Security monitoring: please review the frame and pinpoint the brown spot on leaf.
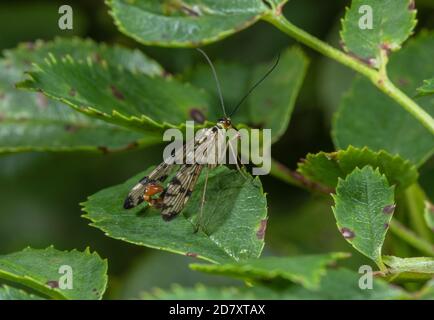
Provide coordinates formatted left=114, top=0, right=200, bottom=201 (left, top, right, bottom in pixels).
left=384, top=223, right=390, bottom=229
left=25, top=42, right=36, bottom=51
left=343, top=48, right=375, bottom=66
left=256, top=219, right=268, bottom=240
left=98, top=146, right=110, bottom=154
left=65, top=124, right=79, bottom=133
left=180, top=4, right=200, bottom=16
left=408, top=0, right=415, bottom=10
left=69, top=88, right=76, bottom=97
left=398, top=78, right=409, bottom=87
left=190, top=108, right=206, bottom=124
left=0, top=113, right=5, bottom=122
left=380, top=43, right=392, bottom=55
left=162, top=70, right=172, bottom=78
left=340, top=227, right=355, bottom=239
left=36, top=93, right=49, bottom=109
left=98, top=142, right=140, bottom=153
left=276, top=2, right=285, bottom=15
left=125, top=141, right=139, bottom=150
left=110, top=85, right=124, bottom=100
left=250, top=122, right=265, bottom=129
left=93, top=53, right=103, bottom=63
left=383, top=204, right=396, bottom=214
left=46, top=280, right=59, bottom=288
left=186, top=252, right=198, bottom=258
left=0, top=91, right=5, bottom=100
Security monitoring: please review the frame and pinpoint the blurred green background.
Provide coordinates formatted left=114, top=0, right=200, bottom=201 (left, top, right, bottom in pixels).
left=0, top=0, right=433, bottom=299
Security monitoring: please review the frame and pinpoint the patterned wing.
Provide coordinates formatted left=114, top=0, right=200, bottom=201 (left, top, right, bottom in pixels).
left=160, top=164, right=203, bottom=221
left=123, top=162, right=173, bottom=209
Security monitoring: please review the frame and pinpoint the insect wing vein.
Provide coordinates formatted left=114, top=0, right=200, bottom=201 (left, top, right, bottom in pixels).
left=161, top=164, right=203, bottom=220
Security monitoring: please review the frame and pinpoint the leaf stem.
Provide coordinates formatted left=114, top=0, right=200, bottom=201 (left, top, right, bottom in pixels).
left=264, top=14, right=434, bottom=135
left=269, top=158, right=301, bottom=187
left=389, top=220, right=434, bottom=257
left=269, top=158, right=333, bottom=194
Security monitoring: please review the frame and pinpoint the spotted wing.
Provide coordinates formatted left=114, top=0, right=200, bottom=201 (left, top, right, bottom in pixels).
left=160, top=164, right=203, bottom=221
left=123, top=162, right=173, bottom=209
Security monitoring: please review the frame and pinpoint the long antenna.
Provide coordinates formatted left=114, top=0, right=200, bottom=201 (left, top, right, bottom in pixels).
left=196, top=48, right=227, bottom=118
left=229, top=53, right=281, bottom=117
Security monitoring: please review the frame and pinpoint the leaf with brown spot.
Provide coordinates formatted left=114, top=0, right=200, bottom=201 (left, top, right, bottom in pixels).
left=107, top=0, right=289, bottom=47
left=332, top=166, right=395, bottom=270
left=340, top=0, right=417, bottom=69
left=0, top=246, right=108, bottom=300
left=1, top=38, right=163, bottom=153
left=82, top=166, right=267, bottom=263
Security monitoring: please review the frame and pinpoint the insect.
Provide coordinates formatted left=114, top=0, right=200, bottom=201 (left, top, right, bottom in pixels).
left=123, top=49, right=280, bottom=227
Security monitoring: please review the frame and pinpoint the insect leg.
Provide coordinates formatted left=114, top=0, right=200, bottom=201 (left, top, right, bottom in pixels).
left=226, top=132, right=249, bottom=180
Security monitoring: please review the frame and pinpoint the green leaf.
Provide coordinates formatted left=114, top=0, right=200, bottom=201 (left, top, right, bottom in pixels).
left=18, top=51, right=212, bottom=133
left=0, top=246, right=108, bottom=300
left=383, top=256, right=434, bottom=282
left=0, top=38, right=164, bottom=153
left=185, top=47, right=308, bottom=142
left=190, top=252, right=350, bottom=290
left=0, top=285, right=45, bottom=300
left=417, top=78, right=434, bottom=97
left=246, top=47, right=308, bottom=142
left=184, top=61, right=252, bottom=124
left=425, top=201, right=434, bottom=231
left=142, top=269, right=407, bottom=300
left=340, top=0, right=417, bottom=68
left=4, top=37, right=164, bottom=76
left=332, top=166, right=395, bottom=270
left=297, top=146, right=418, bottom=193
left=107, top=0, right=287, bottom=47
left=82, top=166, right=267, bottom=263
left=333, top=32, right=434, bottom=166
left=285, top=269, right=408, bottom=300
left=142, top=284, right=254, bottom=300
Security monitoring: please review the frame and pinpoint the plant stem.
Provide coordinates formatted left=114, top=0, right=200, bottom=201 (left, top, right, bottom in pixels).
left=264, top=14, right=434, bottom=135
left=389, top=220, right=434, bottom=257
left=269, top=158, right=301, bottom=187
left=404, top=184, right=433, bottom=242
left=269, top=158, right=334, bottom=194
